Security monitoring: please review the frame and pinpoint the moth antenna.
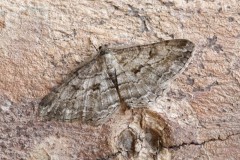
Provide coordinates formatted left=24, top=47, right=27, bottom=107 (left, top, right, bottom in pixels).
left=88, top=37, right=100, bottom=53
left=92, top=43, right=99, bottom=52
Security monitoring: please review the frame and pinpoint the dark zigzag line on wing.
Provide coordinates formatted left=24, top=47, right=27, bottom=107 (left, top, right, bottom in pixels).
left=48, top=60, right=177, bottom=108
left=82, top=72, right=93, bottom=119
left=97, top=74, right=119, bottom=112
left=116, top=48, right=142, bottom=67
left=81, top=74, right=119, bottom=121
left=91, top=104, right=119, bottom=123
left=118, top=80, right=151, bottom=99
left=66, top=54, right=189, bottom=96
left=61, top=72, right=116, bottom=100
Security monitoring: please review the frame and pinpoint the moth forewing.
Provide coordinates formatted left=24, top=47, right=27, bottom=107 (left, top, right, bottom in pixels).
left=39, top=39, right=194, bottom=125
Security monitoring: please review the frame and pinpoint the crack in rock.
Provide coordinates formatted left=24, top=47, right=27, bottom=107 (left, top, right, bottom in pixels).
left=96, top=151, right=121, bottom=160
left=167, top=132, right=240, bottom=150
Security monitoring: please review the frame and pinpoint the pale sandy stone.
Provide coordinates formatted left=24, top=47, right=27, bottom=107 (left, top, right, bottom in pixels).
left=0, top=0, right=239, bottom=159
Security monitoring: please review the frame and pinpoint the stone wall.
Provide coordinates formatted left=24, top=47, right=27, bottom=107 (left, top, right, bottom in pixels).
left=0, top=0, right=239, bottom=159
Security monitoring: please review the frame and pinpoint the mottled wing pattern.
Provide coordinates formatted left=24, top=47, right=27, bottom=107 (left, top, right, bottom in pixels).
left=39, top=39, right=194, bottom=125
left=109, top=39, right=194, bottom=107
left=39, top=55, right=120, bottom=124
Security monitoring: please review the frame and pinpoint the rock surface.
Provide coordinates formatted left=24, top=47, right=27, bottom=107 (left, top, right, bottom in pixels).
left=0, top=0, right=239, bottom=159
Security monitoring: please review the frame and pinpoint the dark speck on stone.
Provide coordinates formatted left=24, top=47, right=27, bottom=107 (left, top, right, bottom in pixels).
left=218, top=7, right=222, bottom=12
left=186, top=77, right=195, bottom=85
left=207, top=35, right=217, bottom=47
left=228, top=17, right=234, bottom=22
left=214, top=44, right=223, bottom=53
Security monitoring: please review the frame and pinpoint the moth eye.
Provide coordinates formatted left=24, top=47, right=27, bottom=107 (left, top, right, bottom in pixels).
left=99, top=44, right=108, bottom=50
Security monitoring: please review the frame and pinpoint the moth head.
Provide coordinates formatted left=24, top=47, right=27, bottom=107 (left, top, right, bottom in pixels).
left=99, top=44, right=109, bottom=55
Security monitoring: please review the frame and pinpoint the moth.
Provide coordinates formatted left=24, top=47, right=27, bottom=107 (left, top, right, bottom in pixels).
left=39, top=39, right=194, bottom=125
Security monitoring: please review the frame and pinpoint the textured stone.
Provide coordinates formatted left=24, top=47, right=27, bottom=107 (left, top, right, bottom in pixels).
left=0, top=0, right=239, bottom=159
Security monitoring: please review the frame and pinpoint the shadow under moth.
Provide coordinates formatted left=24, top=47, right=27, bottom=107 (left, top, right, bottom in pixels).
left=39, top=39, right=195, bottom=125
